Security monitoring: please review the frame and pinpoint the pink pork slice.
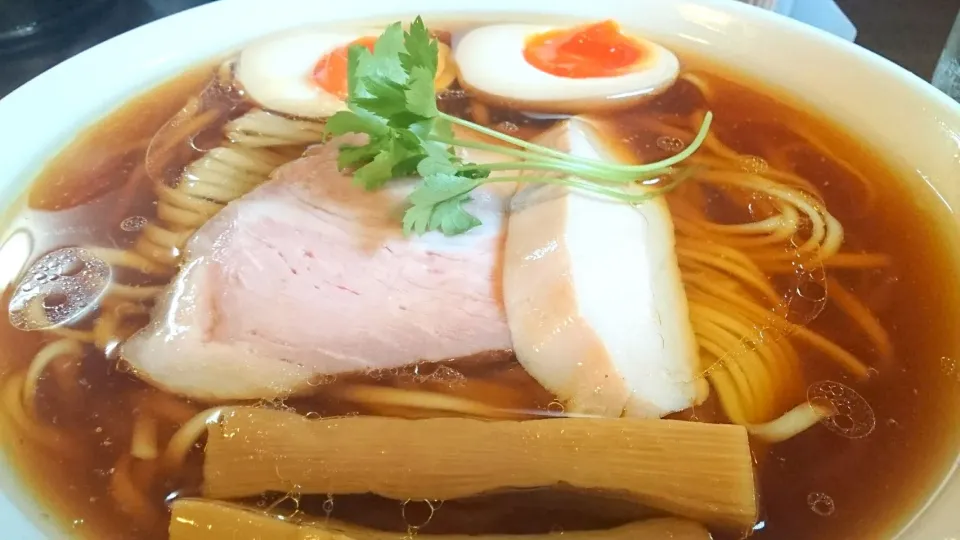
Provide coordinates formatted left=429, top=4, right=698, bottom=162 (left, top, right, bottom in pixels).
left=121, top=136, right=514, bottom=401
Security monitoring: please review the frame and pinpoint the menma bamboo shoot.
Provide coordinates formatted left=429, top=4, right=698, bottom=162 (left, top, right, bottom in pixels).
left=202, top=407, right=757, bottom=530
left=169, top=499, right=711, bottom=540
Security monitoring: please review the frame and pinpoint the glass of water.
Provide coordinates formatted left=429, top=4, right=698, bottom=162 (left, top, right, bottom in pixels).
left=933, top=9, right=960, bottom=100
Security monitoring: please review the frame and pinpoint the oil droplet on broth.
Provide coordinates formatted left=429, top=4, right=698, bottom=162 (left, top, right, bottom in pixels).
left=412, top=365, right=466, bottom=387
left=739, top=155, right=769, bottom=174
left=807, top=491, right=835, bottom=516
left=307, top=373, right=338, bottom=387
left=795, top=274, right=828, bottom=302
left=437, top=88, right=468, bottom=101
left=322, top=494, right=335, bottom=517
left=656, top=135, right=686, bottom=153
left=401, top=499, right=441, bottom=530
left=8, top=247, right=111, bottom=331
left=941, top=356, right=960, bottom=382
left=120, top=215, right=148, bottom=232
left=807, top=380, right=876, bottom=439
left=547, top=400, right=565, bottom=414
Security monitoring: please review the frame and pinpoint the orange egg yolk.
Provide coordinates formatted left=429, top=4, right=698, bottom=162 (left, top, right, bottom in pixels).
left=313, top=36, right=378, bottom=99
left=523, top=20, right=646, bottom=79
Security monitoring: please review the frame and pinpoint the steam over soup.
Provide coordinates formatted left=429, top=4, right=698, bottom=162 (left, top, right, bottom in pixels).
left=1, top=15, right=959, bottom=540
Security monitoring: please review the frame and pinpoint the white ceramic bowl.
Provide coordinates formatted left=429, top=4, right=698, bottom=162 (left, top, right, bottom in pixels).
left=0, top=0, right=957, bottom=538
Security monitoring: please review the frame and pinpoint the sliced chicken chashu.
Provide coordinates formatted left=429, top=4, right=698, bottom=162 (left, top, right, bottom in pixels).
left=503, top=118, right=706, bottom=418
left=121, top=132, right=517, bottom=401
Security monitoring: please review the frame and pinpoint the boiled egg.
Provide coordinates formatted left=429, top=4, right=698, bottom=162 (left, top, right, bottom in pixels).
left=236, top=28, right=379, bottom=119
left=236, top=28, right=458, bottom=120
left=454, top=20, right=679, bottom=113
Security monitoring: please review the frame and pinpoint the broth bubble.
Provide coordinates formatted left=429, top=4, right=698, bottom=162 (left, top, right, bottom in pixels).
left=795, top=274, right=828, bottom=302
left=307, top=373, right=337, bottom=387
left=656, top=136, right=686, bottom=153
left=9, top=247, right=111, bottom=331
left=807, top=492, right=835, bottom=516
left=59, top=257, right=85, bottom=277
left=120, top=216, right=148, bottom=232
left=42, top=292, right=68, bottom=309
left=739, top=155, right=769, bottom=174
left=807, top=380, right=875, bottom=439
left=401, top=499, right=439, bottom=531
left=413, top=365, right=465, bottom=387
left=941, top=356, right=959, bottom=383
left=437, top=88, right=468, bottom=101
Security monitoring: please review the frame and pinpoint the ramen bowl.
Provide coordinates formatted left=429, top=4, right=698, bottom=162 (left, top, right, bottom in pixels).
left=0, top=0, right=957, bottom=538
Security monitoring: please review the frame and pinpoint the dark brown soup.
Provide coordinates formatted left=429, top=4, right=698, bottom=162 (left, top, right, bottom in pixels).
left=1, top=25, right=959, bottom=540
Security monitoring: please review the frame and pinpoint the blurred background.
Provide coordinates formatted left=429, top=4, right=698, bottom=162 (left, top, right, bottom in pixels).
left=0, top=0, right=957, bottom=98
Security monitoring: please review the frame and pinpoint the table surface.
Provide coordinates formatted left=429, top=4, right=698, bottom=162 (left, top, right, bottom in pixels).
left=838, top=0, right=959, bottom=79
left=0, top=0, right=958, bottom=98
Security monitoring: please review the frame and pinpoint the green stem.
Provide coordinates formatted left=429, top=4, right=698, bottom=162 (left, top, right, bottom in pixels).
left=432, top=136, right=568, bottom=167
left=438, top=111, right=714, bottom=174
left=457, top=160, right=646, bottom=183
left=476, top=168, right=697, bottom=204
left=434, top=136, right=658, bottom=183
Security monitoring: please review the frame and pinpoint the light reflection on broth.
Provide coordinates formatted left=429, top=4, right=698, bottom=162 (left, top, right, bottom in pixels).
left=0, top=17, right=958, bottom=540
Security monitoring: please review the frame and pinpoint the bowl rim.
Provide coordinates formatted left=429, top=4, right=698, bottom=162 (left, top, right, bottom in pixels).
left=0, top=0, right=957, bottom=538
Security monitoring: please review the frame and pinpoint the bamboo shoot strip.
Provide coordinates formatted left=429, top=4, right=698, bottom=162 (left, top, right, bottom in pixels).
left=202, top=408, right=758, bottom=530
left=169, top=499, right=712, bottom=540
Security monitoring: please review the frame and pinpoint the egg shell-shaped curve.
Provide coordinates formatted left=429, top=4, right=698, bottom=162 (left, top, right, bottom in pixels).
left=236, top=28, right=379, bottom=119
left=454, top=23, right=680, bottom=113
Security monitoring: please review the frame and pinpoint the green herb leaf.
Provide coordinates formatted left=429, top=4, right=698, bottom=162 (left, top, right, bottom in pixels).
left=357, top=23, right=407, bottom=87
left=331, top=16, right=712, bottom=237
left=416, top=155, right=457, bottom=177
left=402, top=194, right=482, bottom=237
left=430, top=196, right=482, bottom=236
left=337, top=143, right=381, bottom=171
left=401, top=16, right=438, bottom=75
left=353, top=148, right=399, bottom=190
left=405, top=65, right=439, bottom=118
left=325, top=110, right=388, bottom=138
left=402, top=203, right=433, bottom=236
left=351, top=78, right=409, bottom=118
left=409, top=172, right=478, bottom=206
left=430, top=116, right=454, bottom=141
left=391, top=154, right=427, bottom=178
left=345, top=44, right=371, bottom=99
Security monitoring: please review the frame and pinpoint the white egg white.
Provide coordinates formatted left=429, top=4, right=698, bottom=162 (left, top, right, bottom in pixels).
left=236, top=28, right=378, bottom=119
left=454, top=23, right=680, bottom=113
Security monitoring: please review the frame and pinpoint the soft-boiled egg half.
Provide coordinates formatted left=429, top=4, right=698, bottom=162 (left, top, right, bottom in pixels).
left=236, top=28, right=457, bottom=119
left=236, top=29, right=378, bottom=119
left=455, top=20, right=680, bottom=113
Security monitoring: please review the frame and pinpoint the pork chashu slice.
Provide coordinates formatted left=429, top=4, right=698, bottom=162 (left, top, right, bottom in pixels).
left=121, top=135, right=514, bottom=401
left=503, top=118, right=707, bottom=418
